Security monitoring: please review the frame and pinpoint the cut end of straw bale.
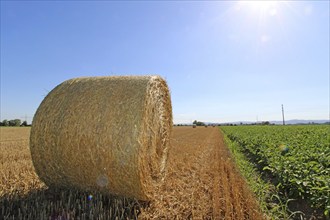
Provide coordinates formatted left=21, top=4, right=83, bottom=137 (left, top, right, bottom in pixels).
left=30, top=75, right=172, bottom=200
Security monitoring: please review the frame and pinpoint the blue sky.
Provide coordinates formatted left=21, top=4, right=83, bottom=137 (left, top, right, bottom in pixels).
left=1, top=1, right=329, bottom=124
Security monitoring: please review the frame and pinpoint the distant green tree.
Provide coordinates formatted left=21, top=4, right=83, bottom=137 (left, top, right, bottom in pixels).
left=21, top=121, right=28, bottom=126
left=2, top=120, right=9, bottom=126
left=9, top=119, right=21, bottom=126
left=193, top=120, right=205, bottom=126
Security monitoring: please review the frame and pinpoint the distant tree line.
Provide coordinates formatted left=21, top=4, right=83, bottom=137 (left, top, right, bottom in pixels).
left=221, top=121, right=274, bottom=126
left=0, top=119, right=30, bottom=127
left=193, top=120, right=205, bottom=126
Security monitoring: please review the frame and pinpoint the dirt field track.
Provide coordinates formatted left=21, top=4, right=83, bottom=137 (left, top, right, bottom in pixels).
left=1, top=127, right=263, bottom=219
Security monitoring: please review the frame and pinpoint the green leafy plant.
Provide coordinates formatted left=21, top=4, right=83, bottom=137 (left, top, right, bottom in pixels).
left=221, top=125, right=330, bottom=217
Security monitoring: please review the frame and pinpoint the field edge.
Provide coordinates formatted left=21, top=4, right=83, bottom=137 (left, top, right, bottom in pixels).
left=219, top=127, right=290, bottom=219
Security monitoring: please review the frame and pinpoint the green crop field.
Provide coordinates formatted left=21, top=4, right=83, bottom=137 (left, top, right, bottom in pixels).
left=221, top=125, right=330, bottom=217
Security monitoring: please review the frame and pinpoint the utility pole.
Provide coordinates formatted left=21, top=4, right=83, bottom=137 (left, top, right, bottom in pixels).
left=282, top=104, right=285, bottom=125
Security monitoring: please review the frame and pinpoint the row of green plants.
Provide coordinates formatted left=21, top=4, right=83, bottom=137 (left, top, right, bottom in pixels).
left=221, top=125, right=330, bottom=218
left=221, top=131, right=290, bottom=219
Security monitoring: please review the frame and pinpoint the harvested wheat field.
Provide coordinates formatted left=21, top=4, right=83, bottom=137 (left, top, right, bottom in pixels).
left=141, top=126, right=263, bottom=219
left=1, top=127, right=264, bottom=219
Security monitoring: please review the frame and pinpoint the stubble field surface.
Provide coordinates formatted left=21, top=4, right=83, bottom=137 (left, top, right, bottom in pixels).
left=0, top=127, right=262, bottom=219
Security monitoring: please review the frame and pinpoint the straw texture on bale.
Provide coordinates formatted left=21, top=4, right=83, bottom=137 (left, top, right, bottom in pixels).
left=30, top=75, right=172, bottom=200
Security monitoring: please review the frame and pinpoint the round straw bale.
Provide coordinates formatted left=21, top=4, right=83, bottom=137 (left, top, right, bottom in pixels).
left=30, top=75, right=172, bottom=200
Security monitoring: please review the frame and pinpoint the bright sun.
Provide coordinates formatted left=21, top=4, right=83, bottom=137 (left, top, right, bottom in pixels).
left=232, top=1, right=288, bottom=45
left=239, top=0, right=279, bottom=16
left=247, top=1, right=278, bottom=9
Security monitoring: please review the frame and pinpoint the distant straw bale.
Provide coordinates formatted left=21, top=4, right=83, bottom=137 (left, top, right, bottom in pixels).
left=30, top=75, right=172, bottom=200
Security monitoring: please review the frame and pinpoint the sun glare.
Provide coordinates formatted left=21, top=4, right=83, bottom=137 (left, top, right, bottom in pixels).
left=231, top=1, right=291, bottom=48
left=248, top=1, right=278, bottom=10
left=239, top=0, right=279, bottom=16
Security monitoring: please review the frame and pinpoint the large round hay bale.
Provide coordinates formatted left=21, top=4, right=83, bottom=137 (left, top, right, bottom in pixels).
left=30, top=75, right=172, bottom=200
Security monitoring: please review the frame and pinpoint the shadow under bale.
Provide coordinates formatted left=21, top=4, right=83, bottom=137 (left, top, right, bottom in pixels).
left=0, top=187, right=144, bottom=220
